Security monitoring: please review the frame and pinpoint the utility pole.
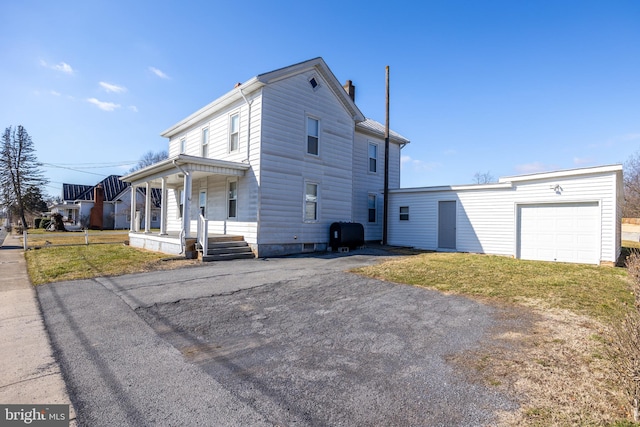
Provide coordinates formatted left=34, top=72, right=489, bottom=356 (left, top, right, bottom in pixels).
left=383, top=65, right=390, bottom=245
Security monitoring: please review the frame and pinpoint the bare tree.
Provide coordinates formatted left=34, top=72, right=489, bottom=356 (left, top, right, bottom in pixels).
left=624, top=151, right=640, bottom=218
left=128, top=150, right=168, bottom=173
left=0, top=126, right=47, bottom=228
left=473, top=171, right=495, bottom=184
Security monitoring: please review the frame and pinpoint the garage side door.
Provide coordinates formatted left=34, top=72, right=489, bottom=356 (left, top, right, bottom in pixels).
left=517, top=202, right=600, bottom=264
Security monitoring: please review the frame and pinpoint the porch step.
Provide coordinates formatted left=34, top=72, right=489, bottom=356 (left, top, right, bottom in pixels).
left=197, top=237, right=255, bottom=262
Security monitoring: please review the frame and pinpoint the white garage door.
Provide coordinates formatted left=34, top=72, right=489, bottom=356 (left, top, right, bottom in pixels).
left=518, top=202, right=600, bottom=264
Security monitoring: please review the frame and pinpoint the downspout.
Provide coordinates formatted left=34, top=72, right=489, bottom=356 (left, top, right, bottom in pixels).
left=238, top=86, right=253, bottom=163
left=173, top=159, right=189, bottom=254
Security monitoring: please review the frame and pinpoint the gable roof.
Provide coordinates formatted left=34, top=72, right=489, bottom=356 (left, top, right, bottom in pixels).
left=161, top=57, right=365, bottom=138
left=63, top=175, right=129, bottom=202
left=63, top=183, right=93, bottom=201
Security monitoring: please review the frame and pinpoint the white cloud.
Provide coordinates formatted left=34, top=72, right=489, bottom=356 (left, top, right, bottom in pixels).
left=443, top=149, right=457, bottom=156
left=514, top=162, right=552, bottom=174
left=149, top=66, right=169, bottom=79
left=99, top=82, right=127, bottom=93
left=128, top=105, right=138, bottom=113
left=573, top=157, right=592, bottom=165
left=87, top=98, right=120, bottom=112
left=621, top=133, right=640, bottom=142
left=40, top=59, right=74, bottom=75
left=401, top=155, right=440, bottom=172
left=50, top=90, right=61, bottom=96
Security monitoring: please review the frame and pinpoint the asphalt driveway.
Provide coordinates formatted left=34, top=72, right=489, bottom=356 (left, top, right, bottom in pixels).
left=37, top=249, right=517, bottom=426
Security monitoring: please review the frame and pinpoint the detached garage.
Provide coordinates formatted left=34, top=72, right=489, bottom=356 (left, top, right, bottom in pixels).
left=388, top=165, right=623, bottom=265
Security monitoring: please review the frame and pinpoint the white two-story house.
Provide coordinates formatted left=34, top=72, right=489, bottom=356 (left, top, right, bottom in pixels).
left=121, top=57, right=409, bottom=258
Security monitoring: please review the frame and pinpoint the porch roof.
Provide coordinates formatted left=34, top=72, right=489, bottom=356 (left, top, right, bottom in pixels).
left=120, top=154, right=250, bottom=187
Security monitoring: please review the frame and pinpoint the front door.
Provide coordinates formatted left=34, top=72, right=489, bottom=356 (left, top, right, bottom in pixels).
left=438, top=200, right=456, bottom=250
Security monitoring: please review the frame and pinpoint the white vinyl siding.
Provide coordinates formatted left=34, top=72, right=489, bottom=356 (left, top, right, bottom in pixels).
left=352, top=129, right=402, bottom=242
left=258, top=72, right=355, bottom=246
left=388, top=168, right=621, bottom=264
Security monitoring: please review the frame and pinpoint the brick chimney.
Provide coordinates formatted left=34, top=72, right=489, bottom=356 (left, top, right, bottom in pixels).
left=89, top=184, right=104, bottom=230
left=343, top=80, right=356, bottom=102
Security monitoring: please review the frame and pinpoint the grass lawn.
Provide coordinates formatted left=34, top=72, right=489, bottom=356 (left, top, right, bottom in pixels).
left=24, top=229, right=131, bottom=247
left=354, top=251, right=636, bottom=426
left=25, top=244, right=198, bottom=285
left=354, top=252, right=633, bottom=322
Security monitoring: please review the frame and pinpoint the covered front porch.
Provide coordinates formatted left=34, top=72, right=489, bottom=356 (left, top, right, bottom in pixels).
left=121, top=154, right=255, bottom=258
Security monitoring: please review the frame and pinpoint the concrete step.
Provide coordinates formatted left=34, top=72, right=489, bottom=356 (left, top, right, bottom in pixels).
left=206, top=246, right=254, bottom=255
left=201, top=252, right=256, bottom=262
left=206, top=241, right=250, bottom=249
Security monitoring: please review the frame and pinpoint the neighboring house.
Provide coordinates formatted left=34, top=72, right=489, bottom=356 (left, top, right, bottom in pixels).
left=388, top=165, right=623, bottom=265
left=121, top=57, right=409, bottom=257
left=53, top=175, right=161, bottom=230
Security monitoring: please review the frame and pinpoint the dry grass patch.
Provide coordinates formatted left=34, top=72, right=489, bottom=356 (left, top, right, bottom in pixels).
left=354, top=252, right=635, bottom=425
left=354, top=252, right=632, bottom=322
left=26, top=245, right=199, bottom=285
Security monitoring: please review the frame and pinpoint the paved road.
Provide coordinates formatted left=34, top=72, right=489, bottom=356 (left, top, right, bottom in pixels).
left=37, top=249, right=517, bottom=426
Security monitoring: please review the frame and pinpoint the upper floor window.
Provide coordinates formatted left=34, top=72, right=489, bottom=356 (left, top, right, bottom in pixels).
left=201, top=128, right=209, bottom=157
left=307, top=117, right=319, bottom=155
left=180, top=138, right=186, bottom=154
left=368, top=143, right=377, bottom=173
left=304, top=182, right=318, bottom=221
left=229, top=113, right=239, bottom=152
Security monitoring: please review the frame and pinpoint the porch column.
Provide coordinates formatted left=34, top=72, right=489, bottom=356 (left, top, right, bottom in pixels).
left=182, top=171, right=192, bottom=238
left=129, top=184, right=136, bottom=232
left=144, top=182, right=151, bottom=234
left=159, top=177, right=168, bottom=236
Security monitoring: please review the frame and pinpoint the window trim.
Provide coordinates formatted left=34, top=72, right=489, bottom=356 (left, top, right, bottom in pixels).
left=201, top=127, right=209, bottom=157
left=304, top=181, right=319, bottom=222
left=180, top=138, right=186, bottom=154
left=308, top=75, right=320, bottom=91
left=199, top=190, right=207, bottom=217
left=368, top=142, right=378, bottom=173
left=399, top=206, right=410, bottom=221
left=178, top=189, right=185, bottom=219
left=306, top=116, right=320, bottom=156
left=368, top=193, right=377, bottom=223
left=229, top=113, right=240, bottom=153
left=227, top=178, right=238, bottom=219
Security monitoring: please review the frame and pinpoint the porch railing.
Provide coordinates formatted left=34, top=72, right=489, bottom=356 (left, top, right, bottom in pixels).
left=197, top=214, right=209, bottom=256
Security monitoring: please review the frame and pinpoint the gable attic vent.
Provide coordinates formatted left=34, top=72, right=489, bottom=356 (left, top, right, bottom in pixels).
left=309, top=76, right=319, bottom=90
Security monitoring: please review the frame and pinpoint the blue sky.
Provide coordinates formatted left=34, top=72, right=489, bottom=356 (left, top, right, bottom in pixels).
left=2, top=0, right=639, bottom=196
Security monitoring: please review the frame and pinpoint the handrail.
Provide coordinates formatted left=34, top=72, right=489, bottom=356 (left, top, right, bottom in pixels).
left=197, top=214, right=208, bottom=257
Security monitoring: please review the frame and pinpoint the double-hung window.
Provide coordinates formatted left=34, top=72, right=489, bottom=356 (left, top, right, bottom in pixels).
left=368, top=194, right=377, bottom=223
left=201, top=128, right=209, bottom=157
left=199, top=190, right=207, bottom=217
left=304, top=182, right=318, bottom=221
left=227, top=180, right=237, bottom=219
left=229, top=114, right=239, bottom=152
left=307, top=117, right=319, bottom=155
left=368, top=143, right=377, bottom=173
left=399, top=206, right=409, bottom=221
